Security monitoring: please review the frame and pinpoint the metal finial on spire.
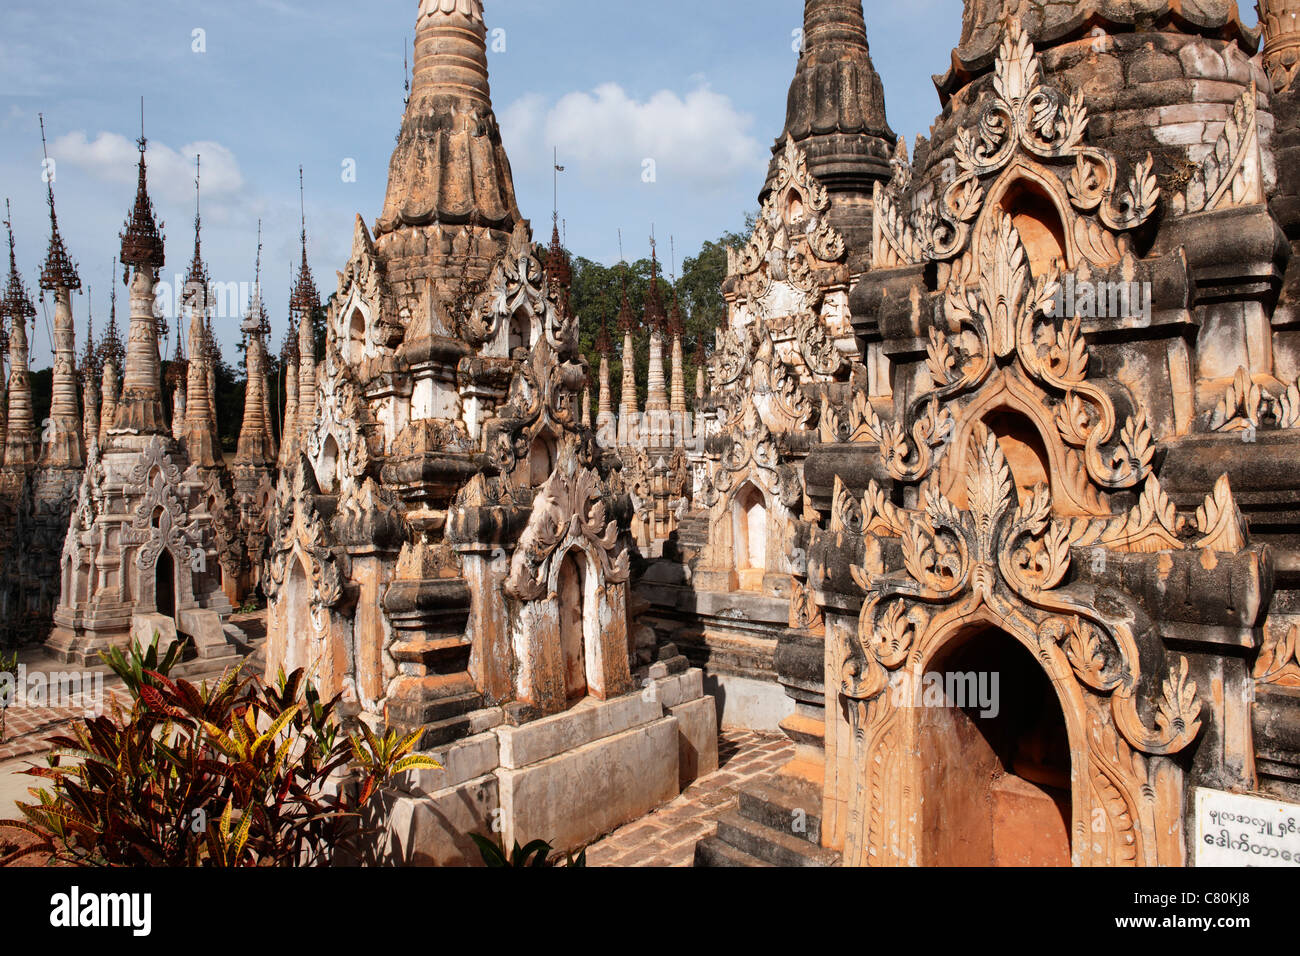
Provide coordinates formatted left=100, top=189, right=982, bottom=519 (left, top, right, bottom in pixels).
left=38, top=115, right=81, bottom=294
left=2, top=199, right=37, bottom=327
left=644, top=229, right=666, bottom=331
left=290, top=167, right=320, bottom=319
left=119, top=98, right=165, bottom=283
left=183, top=154, right=210, bottom=316
left=79, top=284, right=99, bottom=383
left=243, top=220, right=270, bottom=338
left=98, top=259, right=125, bottom=372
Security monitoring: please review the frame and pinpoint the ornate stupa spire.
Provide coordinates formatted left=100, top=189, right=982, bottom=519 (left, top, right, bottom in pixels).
left=765, top=0, right=895, bottom=250
left=292, top=168, right=319, bottom=445
left=2, top=202, right=38, bottom=469
left=618, top=261, right=639, bottom=421
left=98, top=271, right=123, bottom=447
left=546, top=156, right=572, bottom=310
left=113, top=108, right=168, bottom=437
left=182, top=156, right=221, bottom=467
left=37, top=116, right=85, bottom=468
left=644, top=237, right=669, bottom=413
left=81, top=290, right=100, bottom=458
left=596, top=313, right=614, bottom=434
left=278, top=273, right=301, bottom=470
left=168, top=323, right=188, bottom=442
left=236, top=222, right=277, bottom=467
left=375, top=0, right=523, bottom=290
left=668, top=292, right=687, bottom=414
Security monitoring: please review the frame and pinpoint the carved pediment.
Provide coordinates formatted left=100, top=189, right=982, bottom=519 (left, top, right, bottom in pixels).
left=728, top=136, right=847, bottom=316
left=504, top=448, right=629, bottom=601
left=873, top=18, right=1158, bottom=273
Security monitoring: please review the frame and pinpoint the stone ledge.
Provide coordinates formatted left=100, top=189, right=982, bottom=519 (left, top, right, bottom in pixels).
left=494, top=692, right=663, bottom=770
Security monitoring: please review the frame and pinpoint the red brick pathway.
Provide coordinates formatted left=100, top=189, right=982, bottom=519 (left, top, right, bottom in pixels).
left=0, top=687, right=129, bottom=763
left=583, top=730, right=793, bottom=867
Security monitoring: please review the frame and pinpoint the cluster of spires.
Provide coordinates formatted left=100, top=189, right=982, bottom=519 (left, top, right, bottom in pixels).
left=0, top=111, right=321, bottom=478
left=583, top=234, right=706, bottom=435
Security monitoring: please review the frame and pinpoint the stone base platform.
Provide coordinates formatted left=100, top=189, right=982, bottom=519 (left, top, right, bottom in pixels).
left=370, top=667, right=718, bottom=865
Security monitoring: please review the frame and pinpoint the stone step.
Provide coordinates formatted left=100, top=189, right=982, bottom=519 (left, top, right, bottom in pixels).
left=413, top=707, right=503, bottom=750
left=739, top=777, right=824, bottom=845
left=713, top=810, right=840, bottom=867
left=387, top=691, right=482, bottom=728
left=693, top=834, right=773, bottom=868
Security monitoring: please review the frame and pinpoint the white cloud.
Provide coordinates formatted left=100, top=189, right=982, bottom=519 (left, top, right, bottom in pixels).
left=49, top=131, right=246, bottom=206
left=503, top=82, right=766, bottom=191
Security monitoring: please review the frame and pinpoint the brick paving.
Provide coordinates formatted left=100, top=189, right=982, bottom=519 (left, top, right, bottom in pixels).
left=583, top=730, right=794, bottom=867
left=0, top=684, right=130, bottom=763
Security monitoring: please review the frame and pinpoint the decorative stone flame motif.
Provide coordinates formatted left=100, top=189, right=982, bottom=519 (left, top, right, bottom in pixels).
left=842, top=209, right=1155, bottom=507
left=505, top=450, right=629, bottom=602
left=1171, top=83, right=1263, bottom=216
left=121, top=437, right=205, bottom=574
left=843, top=424, right=1202, bottom=759
left=1209, top=365, right=1300, bottom=432
left=699, top=398, right=803, bottom=513
left=872, top=18, right=1158, bottom=269
left=728, top=135, right=846, bottom=312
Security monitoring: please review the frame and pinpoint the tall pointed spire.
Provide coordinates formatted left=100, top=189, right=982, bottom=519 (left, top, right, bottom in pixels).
left=2, top=201, right=37, bottom=469
left=618, top=262, right=639, bottom=421
left=114, top=107, right=168, bottom=437
left=696, top=330, right=709, bottom=402
left=596, top=313, right=614, bottom=436
left=644, top=237, right=669, bottom=413
left=236, top=222, right=276, bottom=467
left=98, top=270, right=122, bottom=448
left=669, top=286, right=687, bottom=415
left=81, top=290, right=100, bottom=457
left=279, top=264, right=301, bottom=470
left=38, top=116, right=85, bottom=468
left=376, top=0, right=522, bottom=289
left=765, top=0, right=895, bottom=249
left=292, top=169, right=319, bottom=446
left=182, top=157, right=221, bottom=467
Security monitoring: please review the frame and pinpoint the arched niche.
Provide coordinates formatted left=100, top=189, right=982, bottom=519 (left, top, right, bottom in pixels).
left=556, top=550, right=589, bottom=704
left=731, top=482, right=768, bottom=592
left=981, top=164, right=1076, bottom=278
left=283, top=556, right=311, bottom=676
left=528, top=433, right=556, bottom=488
left=918, top=625, right=1072, bottom=867
left=784, top=188, right=806, bottom=225
left=347, top=308, right=367, bottom=364
left=319, top=434, right=340, bottom=494
left=509, top=308, right=532, bottom=356
left=984, top=409, right=1052, bottom=508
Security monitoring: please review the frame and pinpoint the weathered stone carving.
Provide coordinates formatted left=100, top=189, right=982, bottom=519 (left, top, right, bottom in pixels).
left=873, top=19, right=1158, bottom=271
left=505, top=451, right=629, bottom=602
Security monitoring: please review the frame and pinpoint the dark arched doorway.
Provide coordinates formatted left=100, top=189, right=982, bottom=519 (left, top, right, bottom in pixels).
left=556, top=551, right=588, bottom=703
left=155, top=549, right=176, bottom=620
left=918, top=627, right=1072, bottom=866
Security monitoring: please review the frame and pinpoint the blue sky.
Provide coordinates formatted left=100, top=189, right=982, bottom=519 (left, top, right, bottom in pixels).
left=5, top=0, right=1249, bottom=367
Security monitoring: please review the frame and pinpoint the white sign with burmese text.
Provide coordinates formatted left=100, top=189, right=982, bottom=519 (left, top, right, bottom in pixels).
left=1195, top=787, right=1300, bottom=866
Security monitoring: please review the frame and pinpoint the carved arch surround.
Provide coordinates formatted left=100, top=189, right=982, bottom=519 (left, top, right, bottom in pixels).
left=838, top=427, right=1201, bottom=867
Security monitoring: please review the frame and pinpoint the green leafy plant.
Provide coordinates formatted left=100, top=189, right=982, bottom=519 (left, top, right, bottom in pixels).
left=0, top=634, right=438, bottom=867
left=470, top=832, right=587, bottom=868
